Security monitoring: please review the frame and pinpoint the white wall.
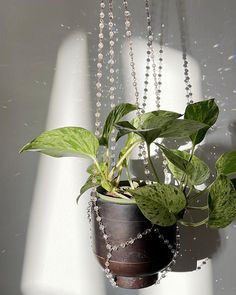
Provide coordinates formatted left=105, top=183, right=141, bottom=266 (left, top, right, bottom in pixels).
left=0, top=1, right=236, bottom=295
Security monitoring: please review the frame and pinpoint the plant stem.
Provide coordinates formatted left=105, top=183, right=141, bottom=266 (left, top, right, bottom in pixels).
left=125, top=165, right=135, bottom=189
left=182, top=144, right=196, bottom=192
left=178, top=217, right=208, bottom=227
left=147, top=144, right=160, bottom=183
left=108, top=140, right=140, bottom=180
left=112, top=190, right=131, bottom=200
left=187, top=205, right=208, bottom=211
left=93, top=158, right=110, bottom=188
left=188, top=184, right=212, bottom=201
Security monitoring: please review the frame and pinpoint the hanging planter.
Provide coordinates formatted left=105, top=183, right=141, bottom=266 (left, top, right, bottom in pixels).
left=20, top=0, right=236, bottom=290
left=93, top=182, right=177, bottom=289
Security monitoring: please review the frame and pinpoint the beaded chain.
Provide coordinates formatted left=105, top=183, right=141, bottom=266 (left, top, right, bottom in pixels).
left=88, top=0, right=181, bottom=288
left=107, top=0, right=117, bottom=168
left=176, top=0, right=194, bottom=105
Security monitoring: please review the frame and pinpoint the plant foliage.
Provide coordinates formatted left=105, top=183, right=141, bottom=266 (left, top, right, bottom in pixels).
left=20, top=99, right=236, bottom=228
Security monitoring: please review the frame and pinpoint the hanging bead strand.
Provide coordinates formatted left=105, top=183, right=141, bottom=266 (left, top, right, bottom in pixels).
left=144, top=0, right=160, bottom=111
left=95, top=0, right=106, bottom=137
left=122, top=0, right=140, bottom=111
left=108, top=0, right=117, bottom=168
left=176, top=0, right=193, bottom=104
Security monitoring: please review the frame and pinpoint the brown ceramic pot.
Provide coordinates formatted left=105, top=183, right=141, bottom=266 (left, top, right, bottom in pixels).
left=92, top=184, right=176, bottom=289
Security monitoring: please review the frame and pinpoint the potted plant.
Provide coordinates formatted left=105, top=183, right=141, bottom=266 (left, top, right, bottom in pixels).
left=20, top=98, right=236, bottom=289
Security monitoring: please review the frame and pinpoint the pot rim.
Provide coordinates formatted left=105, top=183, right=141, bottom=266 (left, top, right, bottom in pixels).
left=96, top=179, right=146, bottom=205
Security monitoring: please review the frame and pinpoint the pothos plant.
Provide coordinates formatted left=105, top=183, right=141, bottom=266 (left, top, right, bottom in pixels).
left=20, top=98, right=236, bottom=228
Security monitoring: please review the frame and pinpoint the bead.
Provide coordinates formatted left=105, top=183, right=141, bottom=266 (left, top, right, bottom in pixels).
left=144, top=169, right=150, bottom=175
left=106, top=273, right=113, bottom=279
left=126, top=31, right=132, bottom=37
left=124, top=11, right=130, bottom=17
left=106, top=244, right=112, bottom=250
left=95, top=130, right=100, bottom=137
left=120, top=243, right=126, bottom=248
left=100, top=2, right=105, bottom=8
left=100, top=12, right=105, bottom=18
left=104, top=268, right=110, bottom=274
left=107, top=253, right=112, bottom=258
left=96, top=216, right=102, bottom=221
left=148, top=35, right=154, bottom=41
left=129, top=238, right=135, bottom=244
left=137, top=233, right=143, bottom=239
left=98, top=53, right=103, bottom=60
left=125, top=20, right=130, bottom=27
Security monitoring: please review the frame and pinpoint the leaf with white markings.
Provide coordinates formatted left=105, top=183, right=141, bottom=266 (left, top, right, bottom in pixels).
left=99, top=103, right=137, bottom=146
left=216, top=151, right=236, bottom=176
left=208, top=174, right=236, bottom=228
left=20, top=127, right=99, bottom=159
left=184, top=99, right=219, bottom=145
left=165, top=149, right=210, bottom=185
left=129, top=183, right=186, bottom=226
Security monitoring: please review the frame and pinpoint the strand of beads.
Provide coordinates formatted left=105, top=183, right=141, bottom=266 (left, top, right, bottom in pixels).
left=122, top=0, right=151, bottom=178
left=155, top=225, right=181, bottom=284
left=107, top=0, right=117, bottom=168
left=122, top=0, right=140, bottom=110
left=176, top=0, right=193, bottom=105
left=95, top=0, right=106, bottom=137
left=144, top=0, right=160, bottom=111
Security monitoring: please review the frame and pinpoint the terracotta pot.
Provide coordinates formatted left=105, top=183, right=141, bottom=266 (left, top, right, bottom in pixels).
left=92, top=185, right=176, bottom=289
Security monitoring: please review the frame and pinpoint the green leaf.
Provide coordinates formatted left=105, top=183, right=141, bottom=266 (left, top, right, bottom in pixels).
left=184, top=98, right=219, bottom=145
left=99, top=103, right=137, bottom=146
left=166, top=150, right=210, bottom=185
left=116, top=110, right=182, bottom=144
left=20, top=127, right=99, bottom=159
left=216, top=151, right=236, bottom=176
left=116, top=118, right=207, bottom=145
left=87, top=161, right=108, bottom=175
left=76, top=175, right=98, bottom=202
left=157, top=144, right=193, bottom=174
left=129, top=183, right=186, bottom=226
left=208, top=174, right=236, bottom=228
left=158, top=119, right=207, bottom=138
